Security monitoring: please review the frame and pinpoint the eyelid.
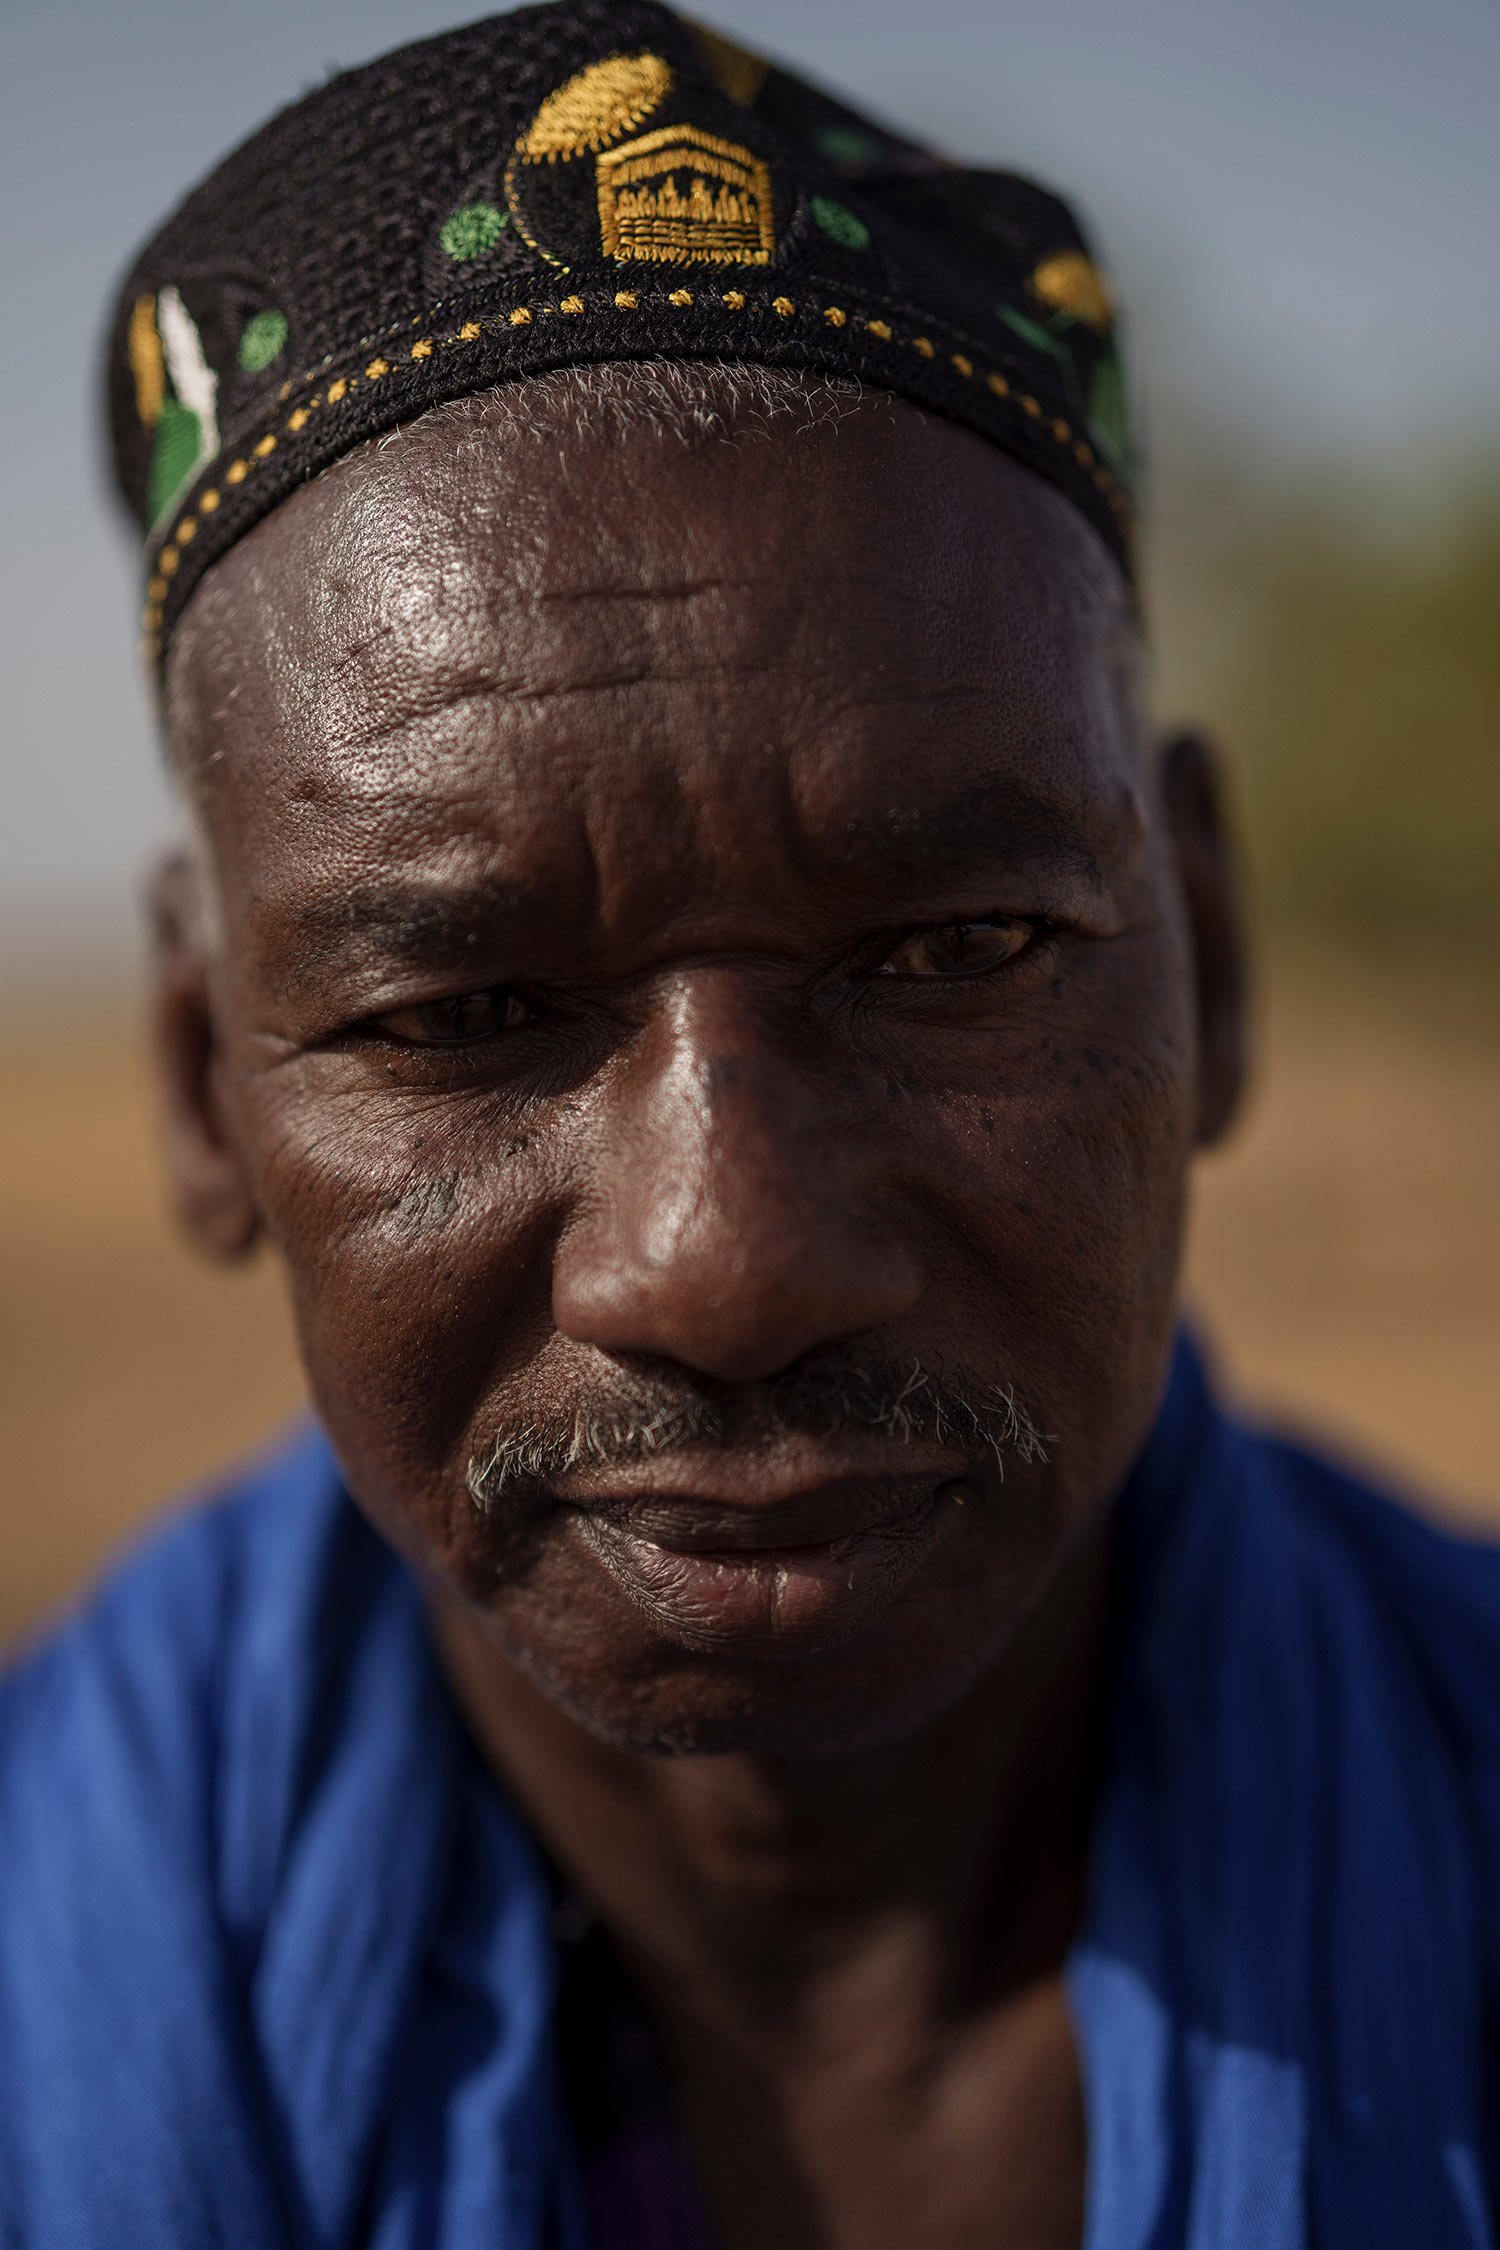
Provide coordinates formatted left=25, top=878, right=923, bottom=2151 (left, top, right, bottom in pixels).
left=872, top=911, right=1050, bottom=973
left=360, top=982, right=532, bottom=1047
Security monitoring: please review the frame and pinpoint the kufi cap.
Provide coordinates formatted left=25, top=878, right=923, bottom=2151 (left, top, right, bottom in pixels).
left=106, top=0, right=1135, bottom=662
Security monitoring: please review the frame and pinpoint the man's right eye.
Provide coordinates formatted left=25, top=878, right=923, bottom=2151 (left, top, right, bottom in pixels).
left=371, top=988, right=530, bottom=1045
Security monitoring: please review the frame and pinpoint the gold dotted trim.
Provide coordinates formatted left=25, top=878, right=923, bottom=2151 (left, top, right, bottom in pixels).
left=141, top=290, right=1129, bottom=657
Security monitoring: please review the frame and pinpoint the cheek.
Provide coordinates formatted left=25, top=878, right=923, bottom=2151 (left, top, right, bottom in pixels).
left=239, top=1076, right=560, bottom=1508
left=892, top=969, right=1196, bottom=1484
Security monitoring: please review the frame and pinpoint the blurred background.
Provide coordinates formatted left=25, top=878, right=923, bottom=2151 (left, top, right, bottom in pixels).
left=3, top=0, right=1497, bottom=1641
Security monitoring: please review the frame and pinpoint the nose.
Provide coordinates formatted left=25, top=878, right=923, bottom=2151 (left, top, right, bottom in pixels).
left=552, top=974, right=922, bottom=1382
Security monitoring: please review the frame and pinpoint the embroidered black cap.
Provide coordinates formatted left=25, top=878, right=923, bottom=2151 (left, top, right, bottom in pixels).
left=105, top=0, right=1136, bottom=663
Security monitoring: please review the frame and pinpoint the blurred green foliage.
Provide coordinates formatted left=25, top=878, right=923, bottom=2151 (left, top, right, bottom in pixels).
left=1155, top=474, right=1500, bottom=1003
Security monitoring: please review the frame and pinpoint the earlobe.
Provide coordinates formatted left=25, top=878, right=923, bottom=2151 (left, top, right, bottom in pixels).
left=147, top=850, right=261, bottom=1261
left=1159, top=731, right=1250, bottom=1149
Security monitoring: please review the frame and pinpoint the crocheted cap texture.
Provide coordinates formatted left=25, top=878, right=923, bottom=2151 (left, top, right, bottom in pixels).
left=107, top=0, right=1137, bottom=662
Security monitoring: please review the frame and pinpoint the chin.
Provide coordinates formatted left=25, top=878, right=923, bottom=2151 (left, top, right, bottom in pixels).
left=491, top=1589, right=1045, bottom=1759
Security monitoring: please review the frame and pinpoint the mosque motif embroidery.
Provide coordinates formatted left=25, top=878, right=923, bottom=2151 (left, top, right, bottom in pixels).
left=596, top=126, right=774, bottom=265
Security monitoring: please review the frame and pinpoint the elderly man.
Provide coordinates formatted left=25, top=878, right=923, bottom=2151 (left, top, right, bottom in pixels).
left=3, top=5, right=1497, bottom=2245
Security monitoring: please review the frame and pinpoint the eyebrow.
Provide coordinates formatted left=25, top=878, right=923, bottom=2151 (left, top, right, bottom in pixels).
left=830, top=776, right=1111, bottom=894
left=273, top=874, right=538, bottom=996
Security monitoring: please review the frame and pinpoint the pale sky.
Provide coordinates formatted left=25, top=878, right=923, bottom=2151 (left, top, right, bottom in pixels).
left=4, top=0, right=1498, bottom=976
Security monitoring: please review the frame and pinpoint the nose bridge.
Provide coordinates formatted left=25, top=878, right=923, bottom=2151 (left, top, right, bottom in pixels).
left=552, top=967, right=921, bottom=1380
left=639, top=973, right=820, bottom=1254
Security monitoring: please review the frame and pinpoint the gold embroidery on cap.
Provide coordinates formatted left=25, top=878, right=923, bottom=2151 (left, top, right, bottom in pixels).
left=596, top=125, right=774, bottom=266
left=520, top=54, right=673, bottom=163
left=1029, top=251, right=1114, bottom=332
left=127, top=296, right=165, bottom=428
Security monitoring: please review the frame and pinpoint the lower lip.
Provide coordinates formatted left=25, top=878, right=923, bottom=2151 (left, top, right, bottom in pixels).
left=570, top=1494, right=951, bottom=1654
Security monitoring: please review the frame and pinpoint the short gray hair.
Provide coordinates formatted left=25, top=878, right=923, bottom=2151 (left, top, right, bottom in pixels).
left=404, top=356, right=881, bottom=455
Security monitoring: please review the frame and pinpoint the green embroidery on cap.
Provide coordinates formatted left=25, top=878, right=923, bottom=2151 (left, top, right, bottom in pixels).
left=237, top=309, right=288, bottom=372
left=810, top=196, right=870, bottom=252
left=998, top=306, right=1063, bottom=359
left=812, top=123, right=881, bottom=169
left=145, top=285, right=219, bottom=528
left=148, top=400, right=204, bottom=525
left=441, top=202, right=509, bottom=260
left=1087, top=344, right=1131, bottom=481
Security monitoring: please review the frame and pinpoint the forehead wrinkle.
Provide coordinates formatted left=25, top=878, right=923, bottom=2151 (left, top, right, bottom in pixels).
left=275, top=623, right=1136, bottom=893
left=294, top=553, right=810, bottom=763
left=166, top=380, right=1143, bottom=895
left=293, top=420, right=1007, bottom=746
left=321, top=646, right=815, bottom=763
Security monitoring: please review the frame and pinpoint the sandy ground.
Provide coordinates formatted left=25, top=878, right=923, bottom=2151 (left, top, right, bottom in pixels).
left=3, top=979, right=1496, bottom=1642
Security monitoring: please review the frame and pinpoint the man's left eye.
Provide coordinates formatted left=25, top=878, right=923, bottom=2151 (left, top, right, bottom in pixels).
left=877, top=919, right=1035, bottom=978
left=372, top=987, right=530, bottom=1044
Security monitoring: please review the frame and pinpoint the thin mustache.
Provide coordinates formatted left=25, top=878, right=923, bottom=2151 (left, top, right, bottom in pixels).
left=466, top=1358, right=1051, bottom=1514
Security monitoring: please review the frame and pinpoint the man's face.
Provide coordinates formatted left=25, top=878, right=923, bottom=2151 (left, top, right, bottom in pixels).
left=159, top=382, right=1241, bottom=1754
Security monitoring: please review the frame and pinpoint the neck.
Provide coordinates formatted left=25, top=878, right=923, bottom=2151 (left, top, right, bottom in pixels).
left=429, top=1516, right=1109, bottom=2060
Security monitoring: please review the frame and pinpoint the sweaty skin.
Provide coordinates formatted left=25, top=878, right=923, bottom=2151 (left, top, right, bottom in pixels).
left=154, top=378, right=1244, bottom=2250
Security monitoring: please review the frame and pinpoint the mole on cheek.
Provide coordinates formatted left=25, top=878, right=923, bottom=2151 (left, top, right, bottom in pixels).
left=381, top=1172, right=462, bottom=1238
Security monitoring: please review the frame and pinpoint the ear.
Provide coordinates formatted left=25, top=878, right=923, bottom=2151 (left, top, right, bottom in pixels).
left=1159, top=731, right=1249, bottom=1148
left=147, top=849, right=261, bottom=1260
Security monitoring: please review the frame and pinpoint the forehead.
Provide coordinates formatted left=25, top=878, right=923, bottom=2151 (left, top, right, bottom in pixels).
left=166, top=382, right=1139, bottom=923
